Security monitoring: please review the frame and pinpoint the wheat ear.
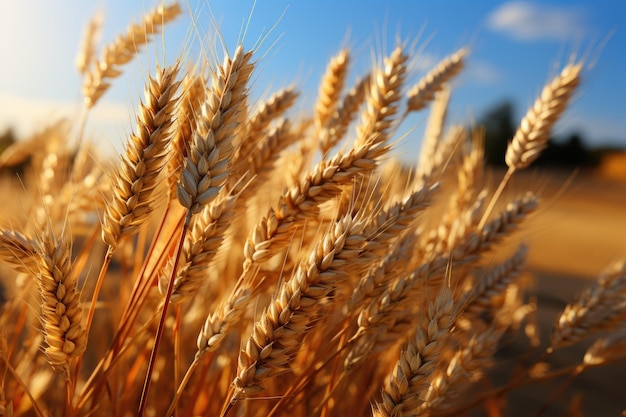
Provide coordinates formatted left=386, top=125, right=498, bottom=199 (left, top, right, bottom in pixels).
left=551, top=260, right=626, bottom=350
left=356, top=46, right=408, bottom=147
left=82, top=3, right=182, bottom=108
left=160, top=194, right=238, bottom=304
left=0, top=229, right=37, bottom=273
left=460, top=244, right=528, bottom=317
left=233, top=214, right=365, bottom=399
left=480, top=62, right=582, bottom=228
left=231, top=87, right=299, bottom=182
left=347, top=194, right=537, bottom=368
left=102, top=64, right=180, bottom=248
left=35, top=226, right=86, bottom=378
left=348, top=183, right=438, bottom=309
left=421, top=325, right=506, bottom=414
left=207, top=160, right=423, bottom=362
left=320, top=74, right=369, bottom=156
left=315, top=49, right=350, bottom=130
left=75, top=11, right=102, bottom=75
left=167, top=72, right=207, bottom=200
left=197, top=139, right=389, bottom=360
left=584, top=332, right=626, bottom=366
left=373, top=288, right=455, bottom=417
left=235, top=119, right=299, bottom=201
left=177, top=46, right=254, bottom=215
left=506, top=63, right=582, bottom=170
left=416, top=86, right=451, bottom=179
left=406, top=48, right=467, bottom=112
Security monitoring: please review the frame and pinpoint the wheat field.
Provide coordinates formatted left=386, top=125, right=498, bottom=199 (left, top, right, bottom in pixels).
left=0, top=3, right=625, bottom=417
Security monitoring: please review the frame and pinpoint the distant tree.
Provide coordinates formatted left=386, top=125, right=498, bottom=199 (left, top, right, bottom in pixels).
left=535, top=133, right=595, bottom=168
left=479, top=101, right=515, bottom=166
left=0, top=127, right=16, bottom=154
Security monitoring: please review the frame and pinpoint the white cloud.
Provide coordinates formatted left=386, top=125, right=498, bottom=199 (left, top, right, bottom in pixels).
left=487, top=1, right=587, bottom=42
left=464, top=60, right=504, bottom=85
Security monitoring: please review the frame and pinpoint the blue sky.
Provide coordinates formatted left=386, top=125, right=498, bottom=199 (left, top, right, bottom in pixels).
left=1, top=1, right=624, bottom=158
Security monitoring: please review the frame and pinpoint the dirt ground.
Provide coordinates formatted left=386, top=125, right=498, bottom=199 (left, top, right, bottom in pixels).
left=484, top=169, right=626, bottom=417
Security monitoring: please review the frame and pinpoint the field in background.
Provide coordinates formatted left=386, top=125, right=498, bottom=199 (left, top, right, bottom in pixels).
left=484, top=168, right=626, bottom=416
